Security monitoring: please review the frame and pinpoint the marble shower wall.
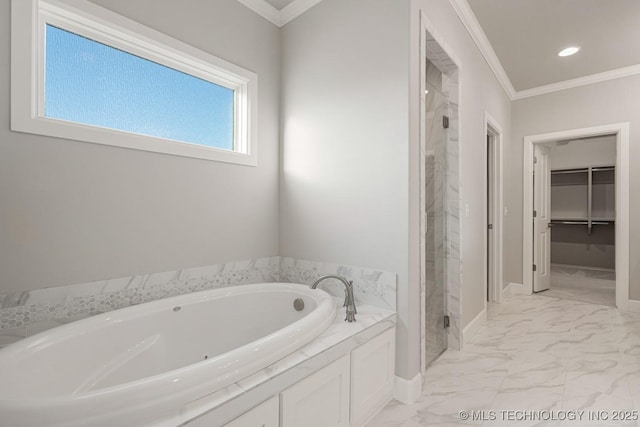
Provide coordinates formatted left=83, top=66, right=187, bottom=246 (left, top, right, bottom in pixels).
left=0, top=257, right=397, bottom=331
left=423, top=32, right=463, bottom=353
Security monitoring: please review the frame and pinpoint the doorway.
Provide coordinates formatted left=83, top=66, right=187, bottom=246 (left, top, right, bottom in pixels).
left=523, top=123, right=630, bottom=310
left=533, top=136, right=617, bottom=306
left=485, top=114, right=503, bottom=304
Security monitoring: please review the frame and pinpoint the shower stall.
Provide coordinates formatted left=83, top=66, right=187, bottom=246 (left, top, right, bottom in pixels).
left=420, top=26, right=462, bottom=372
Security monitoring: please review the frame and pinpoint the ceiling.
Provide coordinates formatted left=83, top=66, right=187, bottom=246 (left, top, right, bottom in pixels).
left=239, top=0, right=640, bottom=99
left=263, top=0, right=296, bottom=10
left=466, top=0, right=640, bottom=95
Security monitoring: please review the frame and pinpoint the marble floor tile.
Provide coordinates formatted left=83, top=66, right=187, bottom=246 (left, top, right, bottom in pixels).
left=367, top=294, right=640, bottom=427
left=538, top=266, right=616, bottom=307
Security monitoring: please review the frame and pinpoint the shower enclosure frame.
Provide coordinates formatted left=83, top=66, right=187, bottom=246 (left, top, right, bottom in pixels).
left=418, top=11, right=463, bottom=376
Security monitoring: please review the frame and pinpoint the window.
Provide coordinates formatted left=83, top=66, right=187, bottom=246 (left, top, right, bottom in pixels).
left=11, top=0, right=258, bottom=165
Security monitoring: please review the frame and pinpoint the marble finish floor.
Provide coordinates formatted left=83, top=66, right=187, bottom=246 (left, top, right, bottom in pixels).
left=539, top=265, right=616, bottom=307
left=368, top=294, right=640, bottom=426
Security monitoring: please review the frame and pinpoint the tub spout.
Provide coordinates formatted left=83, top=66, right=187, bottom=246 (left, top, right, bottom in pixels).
left=311, top=275, right=357, bottom=322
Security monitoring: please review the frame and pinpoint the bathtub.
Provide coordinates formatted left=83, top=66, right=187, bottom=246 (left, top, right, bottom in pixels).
left=0, top=283, right=336, bottom=427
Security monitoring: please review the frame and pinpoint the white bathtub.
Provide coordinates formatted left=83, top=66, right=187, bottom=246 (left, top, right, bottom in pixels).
left=0, top=283, right=336, bottom=427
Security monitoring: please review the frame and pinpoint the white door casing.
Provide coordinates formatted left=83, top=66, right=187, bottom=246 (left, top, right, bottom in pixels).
left=533, top=145, right=551, bottom=292
left=487, top=134, right=495, bottom=301
left=484, top=112, right=504, bottom=306
left=522, top=122, right=629, bottom=310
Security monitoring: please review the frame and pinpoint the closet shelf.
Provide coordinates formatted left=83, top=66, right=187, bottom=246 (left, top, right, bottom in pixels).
left=550, top=219, right=614, bottom=227
left=551, top=217, right=615, bottom=221
left=550, top=165, right=615, bottom=235
left=551, top=166, right=615, bottom=175
left=551, top=217, right=587, bottom=221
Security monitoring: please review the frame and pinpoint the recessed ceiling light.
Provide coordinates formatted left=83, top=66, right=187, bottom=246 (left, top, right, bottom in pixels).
left=558, top=46, right=580, bottom=57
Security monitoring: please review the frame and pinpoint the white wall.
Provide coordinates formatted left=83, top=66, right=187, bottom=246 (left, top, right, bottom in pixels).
left=409, top=0, right=511, bottom=331
left=280, top=0, right=413, bottom=377
left=0, top=0, right=281, bottom=293
left=508, top=75, right=640, bottom=299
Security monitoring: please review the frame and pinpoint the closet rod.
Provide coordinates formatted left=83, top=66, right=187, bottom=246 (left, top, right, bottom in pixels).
left=550, top=168, right=588, bottom=175
left=550, top=220, right=613, bottom=226
left=550, top=221, right=588, bottom=225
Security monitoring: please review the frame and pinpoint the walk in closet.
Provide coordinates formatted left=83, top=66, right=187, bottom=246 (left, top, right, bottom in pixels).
left=543, top=135, right=616, bottom=306
left=550, top=166, right=615, bottom=268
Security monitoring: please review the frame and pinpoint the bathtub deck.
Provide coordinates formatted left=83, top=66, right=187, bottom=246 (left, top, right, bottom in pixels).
left=181, top=300, right=395, bottom=426
left=0, top=299, right=395, bottom=427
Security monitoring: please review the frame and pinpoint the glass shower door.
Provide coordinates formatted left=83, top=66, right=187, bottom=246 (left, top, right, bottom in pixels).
left=424, top=59, right=448, bottom=368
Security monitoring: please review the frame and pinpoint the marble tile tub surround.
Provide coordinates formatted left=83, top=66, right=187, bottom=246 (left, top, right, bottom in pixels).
left=369, top=294, right=640, bottom=427
left=0, top=256, right=396, bottom=336
left=0, top=257, right=280, bottom=332
left=279, top=257, right=396, bottom=312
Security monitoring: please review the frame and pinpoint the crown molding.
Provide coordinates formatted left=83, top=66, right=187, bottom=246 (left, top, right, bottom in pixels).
left=280, top=0, right=324, bottom=26
left=513, top=64, right=640, bottom=100
left=235, top=0, right=281, bottom=26
left=449, top=0, right=640, bottom=101
left=239, top=0, right=640, bottom=99
left=448, top=0, right=516, bottom=99
left=236, top=0, right=324, bottom=27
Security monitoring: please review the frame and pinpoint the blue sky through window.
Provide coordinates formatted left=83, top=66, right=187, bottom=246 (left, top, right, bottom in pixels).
left=45, top=24, right=235, bottom=150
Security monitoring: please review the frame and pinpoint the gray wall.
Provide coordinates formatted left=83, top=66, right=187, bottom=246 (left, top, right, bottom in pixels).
left=0, top=0, right=281, bottom=293
left=508, top=75, right=640, bottom=299
left=279, top=0, right=412, bottom=377
left=2, top=0, right=515, bottom=383
left=280, top=0, right=511, bottom=381
left=546, top=135, right=616, bottom=170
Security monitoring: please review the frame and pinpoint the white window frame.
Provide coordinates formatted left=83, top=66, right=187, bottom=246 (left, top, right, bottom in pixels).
left=11, top=0, right=258, bottom=166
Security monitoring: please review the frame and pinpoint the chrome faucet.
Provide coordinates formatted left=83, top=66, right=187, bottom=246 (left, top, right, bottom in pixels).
left=311, top=275, right=357, bottom=322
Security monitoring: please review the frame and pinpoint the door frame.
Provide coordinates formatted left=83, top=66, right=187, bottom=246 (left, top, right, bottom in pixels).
left=484, top=112, right=504, bottom=305
left=522, top=123, right=630, bottom=310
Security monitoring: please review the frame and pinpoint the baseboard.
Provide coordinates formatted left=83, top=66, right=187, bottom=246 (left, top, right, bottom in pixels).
left=627, top=299, right=640, bottom=313
left=503, top=282, right=525, bottom=297
left=462, top=307, right=486, bottom=346
left=393, top=373, right=422, bottom=404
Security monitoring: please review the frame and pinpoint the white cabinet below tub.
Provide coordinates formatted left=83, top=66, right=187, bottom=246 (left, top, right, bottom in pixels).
left=220, top=396, right=279, bottom=427
left=280, top=354, right=351, bottom=427
left=184, top=326, right=395, bottom=427
left=350, top=328, right=396, bottom=427
left=278, top=328, right=395, bottom=427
